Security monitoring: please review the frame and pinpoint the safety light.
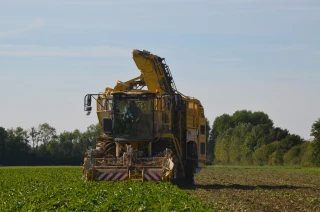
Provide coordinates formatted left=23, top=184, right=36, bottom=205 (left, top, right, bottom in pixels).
left=156, top=89, right=160, bottom=93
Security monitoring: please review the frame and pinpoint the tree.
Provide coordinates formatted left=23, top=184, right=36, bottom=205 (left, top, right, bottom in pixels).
left=252, top=124, right=272, bottom=149
left=80, top=124, right=101, bottom=149
left=38, top=123, right=57, bottom=146
left=283, top=145, right=302, bottom=165
left=229, top=123, right=252, bottom=164
left=232, top=110, right=252, bottom=125
left=232, top=110, right=273, bottom=127
left=211, top=110, right=310, bottom=166
left=252, top=141, right=279, bottom=166
left=29, top=127, right=40, bottom=151
left=269, top=127, right=289, bottom=142
left=205, top=119, right=213, bottom=164
left=4, top=127, right=32, bottom=165
left=241, top=124, right=271, bottom=159
left=58, top=131, right=76, bottom=161
left=0, top=123, right=103, bottom=166
left=7, top=127, right=30, bottom=143
left=214, top=123, right=252, bottom=165
left=211, top=114, right=234, bottom=140
left=279, top=134, right=304, bottom=152
left=300, top=142, right=314, bottom=167
left=214, top=128, right=233, bottom=164
left=311, top=118, right=320, bottom=166
left=0, top=127, right=8, bottom=164
left=273, top=134, right=304, bottom=165
left=311, top=118, right=320, bottom=138
left=251, top=111, right=273, bottom=128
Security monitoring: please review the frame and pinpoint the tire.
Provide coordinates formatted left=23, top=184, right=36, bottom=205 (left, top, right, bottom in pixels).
left=104, top=141, right=116, bottom=156
left=185, top=160, right=194, bottom=184
left=185, top=141, right=197, bottom=185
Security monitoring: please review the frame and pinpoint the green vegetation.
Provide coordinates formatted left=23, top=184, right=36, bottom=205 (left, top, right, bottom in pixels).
left=208, top=110, right=320, bottom=167
left=311, top=118, right=320, bottom=166
left=0, top=110, right=319, bottom=168
left=0, top=123, right=100, bottom=166
left=0, top=167, right=211, bottom=211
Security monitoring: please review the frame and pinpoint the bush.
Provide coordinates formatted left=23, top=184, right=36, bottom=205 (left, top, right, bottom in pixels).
left=252, top=141, right=279, bottom=166
left=283, top=145, right=301, bottom=166
left=300, top=142, right=314, bottom=167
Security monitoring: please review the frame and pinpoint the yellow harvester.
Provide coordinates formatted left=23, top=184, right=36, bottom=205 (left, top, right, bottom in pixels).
left=83, top=49, right=206, bottom=183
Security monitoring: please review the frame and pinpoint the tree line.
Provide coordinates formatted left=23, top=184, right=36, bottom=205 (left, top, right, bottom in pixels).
left=1, top=110, right=319, bottom=167
left=206, top=110, right=320, bottom=167
left=0, top=123, right=100, bottom=166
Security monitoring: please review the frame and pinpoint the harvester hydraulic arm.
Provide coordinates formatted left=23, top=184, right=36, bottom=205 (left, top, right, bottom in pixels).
left=132, top=49, right=177, bottom=95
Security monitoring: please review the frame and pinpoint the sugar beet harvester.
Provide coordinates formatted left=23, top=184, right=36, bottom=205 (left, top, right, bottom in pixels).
left=83, top=49, right=206, bottom=183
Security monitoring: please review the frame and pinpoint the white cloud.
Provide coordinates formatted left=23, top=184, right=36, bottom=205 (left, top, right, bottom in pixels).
left=0, top=45, right=131, bottom=57
left=0, top=18, right=46, bottom=38
left=314, top=50, right=320, bottom=55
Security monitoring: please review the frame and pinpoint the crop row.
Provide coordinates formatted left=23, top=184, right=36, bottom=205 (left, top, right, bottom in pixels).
left=0, top=167, right=212, bottom=211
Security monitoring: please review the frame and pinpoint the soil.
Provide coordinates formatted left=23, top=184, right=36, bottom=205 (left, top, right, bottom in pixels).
left=180, top=167, right=320, bottom=211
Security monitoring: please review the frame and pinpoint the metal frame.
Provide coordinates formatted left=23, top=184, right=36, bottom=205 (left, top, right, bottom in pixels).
left=84, top=94, right=106, bottom=111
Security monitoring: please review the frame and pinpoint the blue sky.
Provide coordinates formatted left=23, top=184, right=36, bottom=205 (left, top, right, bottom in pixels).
left=0, top=0, right=319, bottom=139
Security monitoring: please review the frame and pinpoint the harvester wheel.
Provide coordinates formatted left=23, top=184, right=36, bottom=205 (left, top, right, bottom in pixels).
left=104, top=141, right=116, bottom=155
left=96, top=140, right=116, bottom=156
left=185, top=141, right=197, bottom=184
left=185, top=160, right=194, bottom=184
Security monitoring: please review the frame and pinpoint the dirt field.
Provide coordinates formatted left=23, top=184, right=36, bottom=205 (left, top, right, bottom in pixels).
left=181, top=166, right=320, bottom=211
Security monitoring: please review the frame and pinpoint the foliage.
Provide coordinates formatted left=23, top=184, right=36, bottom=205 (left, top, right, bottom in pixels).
left=214, top=123, right=252, bottom=165
left=300, top=142, right=314, bottom=167
left=1, top=112, right=320, bottom=168
left=311, top=118, right=320, bottom=138
left=38, top=123, right=57, bottom=146
left=232, top=110, right=273, bottom=127
left=252, top=141, right=279, bottom=166
left=283, top=145, right=301, bottom=165
left=274, top=134, right=304, bottom=165
left=269, top=127, right=289, bottom=143
left=211, top=110, right=318, bottom=167
left=0, top=127, right=8, bottom=164
left=0, top=167, right=211, bottom=211
left=211, top=113, right=234, bottom=140
left=312, top=137, right=320, bottom=166
left=279, top=134, right=304, bottom=152
left=311, top=118, right=320, bottom=166
left=214, top=128, right=233, bottom=164
left=244, top=124, right=271, bottom=152
left=0, top=124, right=100, bottom=166
left=205, top=119, right=214, bottom=165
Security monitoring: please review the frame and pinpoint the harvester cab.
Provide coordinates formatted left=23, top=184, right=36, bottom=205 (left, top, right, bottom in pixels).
left=113, top=93, right=155, bottom=141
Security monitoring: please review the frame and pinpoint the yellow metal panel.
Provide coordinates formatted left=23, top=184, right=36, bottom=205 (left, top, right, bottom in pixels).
left=132, top=52, right=160, bottom=93
left=199, top=134, right=206, bottom=142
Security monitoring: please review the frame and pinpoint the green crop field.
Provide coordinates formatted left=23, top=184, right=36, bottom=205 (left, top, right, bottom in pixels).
left=0, top=167, right=211, bottom=212
left=1, top=166, right=320, bottom=211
